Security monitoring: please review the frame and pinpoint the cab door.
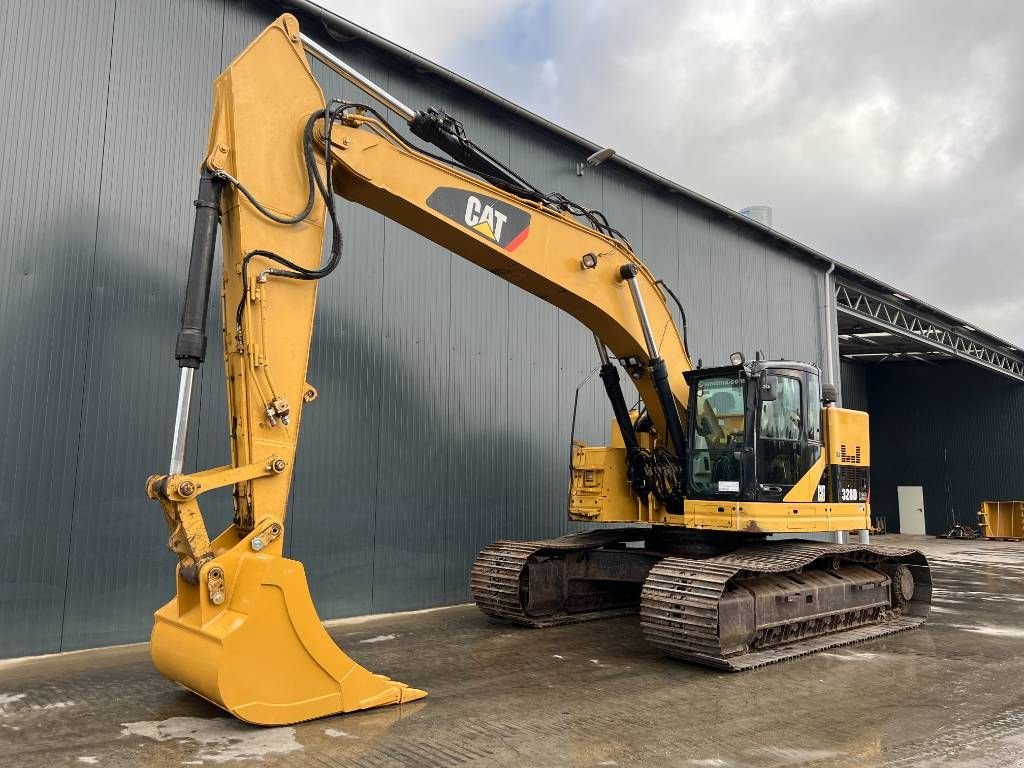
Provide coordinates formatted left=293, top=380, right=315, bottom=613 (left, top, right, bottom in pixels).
left=756, top=374, right=803, bottom=500
left=803, top=371, right=824, bottom=497
left=755, top=370, right=823, bottom=502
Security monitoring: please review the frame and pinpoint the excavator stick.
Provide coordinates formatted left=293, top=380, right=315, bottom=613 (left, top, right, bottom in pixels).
left=147, top=16, right=424, bottom=725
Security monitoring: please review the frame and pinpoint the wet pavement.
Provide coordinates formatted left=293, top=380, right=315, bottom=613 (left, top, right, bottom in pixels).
left=1, top=535, right=1022, bottom=767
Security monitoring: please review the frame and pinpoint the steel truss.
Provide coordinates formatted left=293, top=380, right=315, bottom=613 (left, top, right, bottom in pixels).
left=835, top=280, right=1024, bottom=381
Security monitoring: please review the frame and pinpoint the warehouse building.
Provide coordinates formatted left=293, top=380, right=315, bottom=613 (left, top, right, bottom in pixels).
left=1, top=0, right=1021, bottom=660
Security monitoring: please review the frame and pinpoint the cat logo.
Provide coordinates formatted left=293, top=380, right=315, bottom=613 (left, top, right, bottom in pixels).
left=426, top=187, right=531, bottom=251
left=463, top=196, right=507, bottom=242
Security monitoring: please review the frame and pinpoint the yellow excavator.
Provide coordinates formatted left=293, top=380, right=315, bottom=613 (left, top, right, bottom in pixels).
left=147, top=16, right=931, bottom=725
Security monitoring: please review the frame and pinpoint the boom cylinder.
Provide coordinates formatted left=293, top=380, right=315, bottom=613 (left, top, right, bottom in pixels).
left=619, top=264, right=687, bottom=459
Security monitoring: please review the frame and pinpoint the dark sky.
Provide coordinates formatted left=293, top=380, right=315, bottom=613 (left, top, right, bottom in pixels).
left=323, top=0, right=1023, bottom=344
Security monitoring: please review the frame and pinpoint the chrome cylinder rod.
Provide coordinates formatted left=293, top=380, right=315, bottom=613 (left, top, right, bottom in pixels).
left=169, top=368, right=195, bottom=475
left=619, top=263, right=687, bottom=460
left=621, top=265, right=659, bottom=358
left=301, top=34, right=416, bottom=123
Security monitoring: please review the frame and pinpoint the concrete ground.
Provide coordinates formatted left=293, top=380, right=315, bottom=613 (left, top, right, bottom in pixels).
left=1, top=535, right=1022, bottom=768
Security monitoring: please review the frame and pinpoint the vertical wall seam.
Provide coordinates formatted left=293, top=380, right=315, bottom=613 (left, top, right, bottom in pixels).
left=788, top=258, right=797, bottom=358
left=763, top=245, right=771, bottom=351
left=58, top=0, right=118, bottom=653
left=442, top=248, right=453, bottom=600
left=817, top=266, right=826, bottom=381
left=705, top=215, right=714, bottom=355
left=368, top=191, right=387, bottom=614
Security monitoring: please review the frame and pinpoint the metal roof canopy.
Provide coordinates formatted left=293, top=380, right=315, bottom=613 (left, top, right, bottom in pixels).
left=283, top=0, right=1024, bottom=383
left=836, top=280, right=1024, bottom=381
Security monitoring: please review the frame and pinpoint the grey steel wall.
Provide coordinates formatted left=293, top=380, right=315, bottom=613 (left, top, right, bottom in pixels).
left=0, top=0, right=830, bottom=658
left=840, top=360, right=869, bottom=412
left=862, top=361, right=1024, bottom=534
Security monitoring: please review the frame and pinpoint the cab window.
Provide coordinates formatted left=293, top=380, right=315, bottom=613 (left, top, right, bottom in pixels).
left=690, top=376, right=745, bottom=495
left=758, top=376, right=803, bottom=487
left=806, top=374, right=822, bottom=443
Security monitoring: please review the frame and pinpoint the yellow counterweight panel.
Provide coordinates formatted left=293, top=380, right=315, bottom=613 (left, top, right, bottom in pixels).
left=826, top=406, right=871, bottom=467
left=149, top=16, right=424, bottom=725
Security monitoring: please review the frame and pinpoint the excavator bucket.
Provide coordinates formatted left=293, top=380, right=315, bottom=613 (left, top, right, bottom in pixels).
left=151, top=525, right=425, bottom=725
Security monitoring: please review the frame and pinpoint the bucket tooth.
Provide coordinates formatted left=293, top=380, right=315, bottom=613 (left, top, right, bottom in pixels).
left=151, top=536, right=425, bottom=726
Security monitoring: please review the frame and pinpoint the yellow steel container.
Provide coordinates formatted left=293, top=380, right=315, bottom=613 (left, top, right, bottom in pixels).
left=978, top=501, right=1024, bottom=539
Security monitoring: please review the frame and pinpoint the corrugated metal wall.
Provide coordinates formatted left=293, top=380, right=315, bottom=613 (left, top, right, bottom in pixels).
left=865, top=361, right=1024, bottom=534
left=840, top=360, right=869, bottom=412
left=0, top=0, right=829, bottom=657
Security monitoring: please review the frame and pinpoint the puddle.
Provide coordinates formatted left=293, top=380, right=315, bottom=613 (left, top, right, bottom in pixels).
left=949, top=624, right=1024, bottom=639
left=0, top=693, right=26, bottom=714
left=0, top=693, right=76, bottom=716
left=33, top=700, right=75, bottom=710
left=750, top=747, right=842, bottom=764
left=325, top=728, right=358, bottom=739
left=818, top=650, right=885, bottom=661
left=121, top=717, right=302, bottom=763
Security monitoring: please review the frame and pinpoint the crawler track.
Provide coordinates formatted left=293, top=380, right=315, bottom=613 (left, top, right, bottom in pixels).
left=639, top=540, right=931, bottom=670
left=473, top=535, right=931, bottom=669
left=470, top=529, right=653, bottom=627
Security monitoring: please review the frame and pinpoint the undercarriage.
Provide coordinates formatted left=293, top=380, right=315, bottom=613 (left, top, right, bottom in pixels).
left=471, top=528, right=931, bottom=670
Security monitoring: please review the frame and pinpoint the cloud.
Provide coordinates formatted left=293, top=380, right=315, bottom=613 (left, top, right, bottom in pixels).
left=317, top=0, right=1024, bottom=343
left=315, top=0, right=534, bottom=64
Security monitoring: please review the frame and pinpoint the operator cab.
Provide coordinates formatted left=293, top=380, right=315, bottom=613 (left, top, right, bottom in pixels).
left=684, top=357, right=825, bottom=503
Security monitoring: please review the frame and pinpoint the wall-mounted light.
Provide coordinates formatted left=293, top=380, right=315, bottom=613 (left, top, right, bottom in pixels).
left=576, top=147, right=616, bottom=176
